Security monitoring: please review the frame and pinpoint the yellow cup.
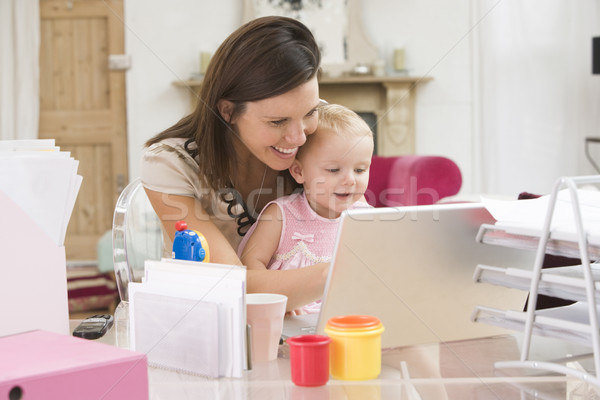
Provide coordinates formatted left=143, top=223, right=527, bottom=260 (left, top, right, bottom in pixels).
left=324, top=315, right=384, bottom=381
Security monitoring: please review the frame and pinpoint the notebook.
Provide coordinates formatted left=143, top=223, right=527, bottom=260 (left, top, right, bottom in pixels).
left=283, top=202, right=537, bottom=349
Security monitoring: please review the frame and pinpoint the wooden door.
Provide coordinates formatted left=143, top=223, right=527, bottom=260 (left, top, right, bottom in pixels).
left=39, top=0, right=128, bottom=260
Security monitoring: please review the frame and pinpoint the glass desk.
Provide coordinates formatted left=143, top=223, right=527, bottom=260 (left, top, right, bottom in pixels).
left=70, top=320, right=599, bottom=399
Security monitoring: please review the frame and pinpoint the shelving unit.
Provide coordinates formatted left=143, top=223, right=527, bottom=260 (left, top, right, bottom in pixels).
left=472, top=175, right=600, bottom=387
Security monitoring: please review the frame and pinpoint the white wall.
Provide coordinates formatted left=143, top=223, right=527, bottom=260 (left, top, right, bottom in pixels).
left=124, top=1, right=600, bottom=196
left=124, top=0, right=240, bottom=179
left=362, top=0, right=478, bottom=193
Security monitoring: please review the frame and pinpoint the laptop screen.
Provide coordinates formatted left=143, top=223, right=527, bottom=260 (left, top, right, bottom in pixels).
left=314, top=202, right=536, bottom=349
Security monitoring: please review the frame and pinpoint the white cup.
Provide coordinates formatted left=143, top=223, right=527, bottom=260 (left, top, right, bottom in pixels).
left=246, top=293, right=287, bottom=362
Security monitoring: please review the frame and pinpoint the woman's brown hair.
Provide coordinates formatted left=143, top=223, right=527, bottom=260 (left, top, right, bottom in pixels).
left=146, top=16, right=321, bottom=192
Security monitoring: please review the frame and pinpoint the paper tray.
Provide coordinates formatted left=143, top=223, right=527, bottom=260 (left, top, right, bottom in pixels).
left=471, top=302, right=598, bottom=347
left=477, top=224, right=600, bottom=260
left=474, top=264, right=600, bottom=303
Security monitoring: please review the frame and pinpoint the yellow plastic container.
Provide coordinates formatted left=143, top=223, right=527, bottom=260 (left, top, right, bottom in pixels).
left=324, top=315, right=385, bottom=381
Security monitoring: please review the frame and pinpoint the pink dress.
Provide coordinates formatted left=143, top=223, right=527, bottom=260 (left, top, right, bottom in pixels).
left=238, top=192, right=370, bottom=314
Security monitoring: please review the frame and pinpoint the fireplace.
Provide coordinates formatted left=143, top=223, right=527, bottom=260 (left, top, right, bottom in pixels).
left=356, top=112, right=378, bottom=154
left=318, top=75, right=432, bottom=156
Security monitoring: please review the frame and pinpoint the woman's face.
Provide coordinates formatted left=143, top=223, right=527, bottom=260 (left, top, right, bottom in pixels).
left=232, top=77, right=320, bottom=171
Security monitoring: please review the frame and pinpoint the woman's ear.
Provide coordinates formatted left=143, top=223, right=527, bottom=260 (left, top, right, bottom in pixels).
left=289, top=160, right=305, bottom=184
left=217, top=99, right=235, bottom=123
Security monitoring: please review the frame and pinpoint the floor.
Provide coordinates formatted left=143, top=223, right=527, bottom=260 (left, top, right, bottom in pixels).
left=67, top=261, right=117, bottom=320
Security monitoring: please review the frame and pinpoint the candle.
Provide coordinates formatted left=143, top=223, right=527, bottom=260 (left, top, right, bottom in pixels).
left=200, top=51, right=212, bottom=74
left=394, top=48, right=405, bottom=71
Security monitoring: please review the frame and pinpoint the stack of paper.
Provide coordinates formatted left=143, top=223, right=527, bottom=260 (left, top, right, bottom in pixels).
left=0, top=139, right=82, bottom=246
left=129, top=258, right=246, bottom=378
left=481, top=189, right=600, bottom=243
left=0, top=139, right=82, bottom=337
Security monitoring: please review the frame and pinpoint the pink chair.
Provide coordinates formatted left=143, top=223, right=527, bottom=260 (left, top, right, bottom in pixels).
left=366, top=155, right=462, bottom=207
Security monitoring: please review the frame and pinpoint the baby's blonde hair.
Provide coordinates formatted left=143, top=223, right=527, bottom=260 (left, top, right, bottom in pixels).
left=298, top=103, right=373, bottom=158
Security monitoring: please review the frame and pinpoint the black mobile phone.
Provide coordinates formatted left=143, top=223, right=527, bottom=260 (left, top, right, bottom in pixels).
left=72, top=314, right=114, bottom=339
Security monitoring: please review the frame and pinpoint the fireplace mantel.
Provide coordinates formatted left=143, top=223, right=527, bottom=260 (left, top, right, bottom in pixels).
left=173, top=75, right=432, bottom=155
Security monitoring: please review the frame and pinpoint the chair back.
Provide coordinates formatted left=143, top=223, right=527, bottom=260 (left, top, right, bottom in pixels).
left=112, top=178, right=163, bottom=302
left=367, top=155, right=462, bottom=207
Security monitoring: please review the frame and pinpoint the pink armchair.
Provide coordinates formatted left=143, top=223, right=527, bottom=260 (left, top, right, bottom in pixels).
left=366, top=155, right=462, bottom=207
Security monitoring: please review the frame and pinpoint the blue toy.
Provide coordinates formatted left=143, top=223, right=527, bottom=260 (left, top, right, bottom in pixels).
left=172, top=221, right=210, bottom=262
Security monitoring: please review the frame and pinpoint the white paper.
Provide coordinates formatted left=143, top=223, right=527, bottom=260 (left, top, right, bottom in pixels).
left=481, top=189, right=600, bottom=239
left=0, top=139, right=57, bottom=151
left=130, top=259, right=246, bottom=378
left=0, top=141, right=81, bottom=246
left=133, top=291, right=220, bottom=378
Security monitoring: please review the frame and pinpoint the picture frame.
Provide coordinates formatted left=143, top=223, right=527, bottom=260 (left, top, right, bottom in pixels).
left=242, top=0, right=378, bottom=76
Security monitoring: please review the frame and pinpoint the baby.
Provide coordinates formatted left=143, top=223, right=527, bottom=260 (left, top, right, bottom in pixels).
left=238, top=104, right=374, bottom=313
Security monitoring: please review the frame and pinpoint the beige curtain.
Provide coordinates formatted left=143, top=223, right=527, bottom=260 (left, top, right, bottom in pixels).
left=0, top=0, right=40, bottom=141
left=477, top=0, right=600, bottom=195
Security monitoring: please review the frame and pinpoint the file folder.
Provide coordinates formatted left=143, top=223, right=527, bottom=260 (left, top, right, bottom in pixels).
left=0, top=190, right=69, bottom=336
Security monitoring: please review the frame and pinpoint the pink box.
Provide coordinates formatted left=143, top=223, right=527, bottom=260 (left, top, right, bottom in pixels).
left=0, top=190, right=70, bottom=337
left=0, top=330, right=148, bottom=400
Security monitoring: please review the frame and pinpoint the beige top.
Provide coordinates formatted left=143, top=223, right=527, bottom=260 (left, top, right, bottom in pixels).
left=140, top=138, right=243, bottom=255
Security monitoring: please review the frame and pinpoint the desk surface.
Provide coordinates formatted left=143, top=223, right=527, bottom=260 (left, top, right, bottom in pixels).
left=70, top=320, right=597, bottom=399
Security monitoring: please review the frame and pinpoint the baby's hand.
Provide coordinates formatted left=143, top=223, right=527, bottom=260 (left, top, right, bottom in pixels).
left=321, top=262, right=330, bottom=279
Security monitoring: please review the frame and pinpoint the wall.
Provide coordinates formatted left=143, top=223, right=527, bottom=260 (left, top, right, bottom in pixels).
left=124, top=0, right=240, bottom=179
left=124, top=1, right=600, bottom=197
left=125, top=0, right=480, bottom=192
left=361, top=0, right=477, bottom=193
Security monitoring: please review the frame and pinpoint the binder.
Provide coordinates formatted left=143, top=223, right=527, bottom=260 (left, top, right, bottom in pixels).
left=0, top=330, right=148, bottom=400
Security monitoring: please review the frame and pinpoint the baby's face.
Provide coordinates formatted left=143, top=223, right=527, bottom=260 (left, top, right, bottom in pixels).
left=297, top=129, right=373, bottom=219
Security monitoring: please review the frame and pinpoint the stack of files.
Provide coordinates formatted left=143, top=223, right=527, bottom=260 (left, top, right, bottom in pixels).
left=0, top=139, right=82, bottom=246
left=129, top=258, right=246, bottom=378
left=480, top=189, right=600, bottom=250
left=477, top=224, right=600, bottom=260
left=0, top=139, right=82, bottom=337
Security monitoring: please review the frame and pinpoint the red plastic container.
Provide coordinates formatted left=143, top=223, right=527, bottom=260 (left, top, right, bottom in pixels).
left=287, top=335, right=331, bottom=386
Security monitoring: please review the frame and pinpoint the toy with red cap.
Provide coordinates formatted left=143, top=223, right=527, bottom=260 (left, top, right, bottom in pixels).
left=172, top=220, right=210, bottom=262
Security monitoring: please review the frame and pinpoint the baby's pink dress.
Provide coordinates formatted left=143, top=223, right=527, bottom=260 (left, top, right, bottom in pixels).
left=238, top=192, right=370, bottom=314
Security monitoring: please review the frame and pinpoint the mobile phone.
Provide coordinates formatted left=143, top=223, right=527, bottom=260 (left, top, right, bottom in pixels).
left=72, top=314, right=114, bottom=339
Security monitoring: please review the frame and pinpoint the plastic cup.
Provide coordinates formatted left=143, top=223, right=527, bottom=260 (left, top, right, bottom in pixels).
left=324, top=315, right=385, bottom=380
left=287, top=335, right=331, bottom=386
left=246, top=293, right=287, bottom=362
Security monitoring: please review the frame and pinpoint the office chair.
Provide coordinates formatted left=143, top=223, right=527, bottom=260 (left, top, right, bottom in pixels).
left=112, top=178, right=163, bottom=303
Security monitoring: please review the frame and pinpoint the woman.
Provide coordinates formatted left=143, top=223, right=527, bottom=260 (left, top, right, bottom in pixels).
left=141, top=16, right=326, bottom=311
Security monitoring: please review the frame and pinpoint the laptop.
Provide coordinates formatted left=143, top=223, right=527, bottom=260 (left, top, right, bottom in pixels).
left=282, top=202, right=537, bottom=349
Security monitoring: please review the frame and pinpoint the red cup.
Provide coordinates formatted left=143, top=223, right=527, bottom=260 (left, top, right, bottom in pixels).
left=287, top=334, right=331, bottom=387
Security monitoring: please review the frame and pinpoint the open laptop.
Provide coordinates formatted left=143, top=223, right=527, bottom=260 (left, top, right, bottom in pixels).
left=282, top=202, right=537, bottom=349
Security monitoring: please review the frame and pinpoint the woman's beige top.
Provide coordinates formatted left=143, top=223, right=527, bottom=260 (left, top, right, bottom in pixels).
left=140, top=138, right=242, bottom=256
